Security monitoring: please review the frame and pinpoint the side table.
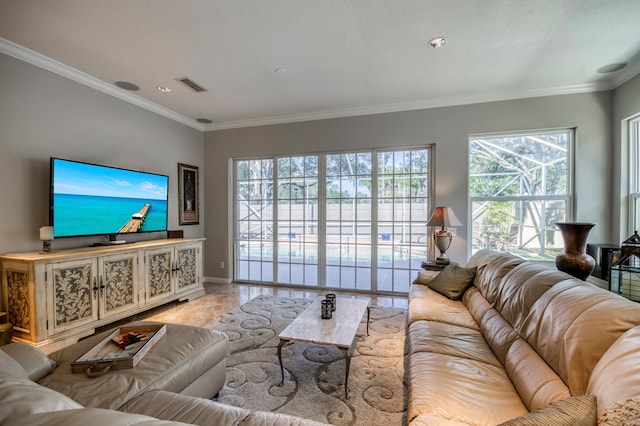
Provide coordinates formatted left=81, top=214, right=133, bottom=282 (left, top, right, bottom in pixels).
left=421, top=261, right=458, bottom=271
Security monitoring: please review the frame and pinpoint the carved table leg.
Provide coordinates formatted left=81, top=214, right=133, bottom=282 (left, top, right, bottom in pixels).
left=341, top=347, right=351, bottom=399
left=366, top=306, right=370, bottom=336
left=278, top=339, right=287, bottom=385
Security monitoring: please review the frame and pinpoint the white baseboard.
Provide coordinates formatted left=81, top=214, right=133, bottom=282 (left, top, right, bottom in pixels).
left=204, top=276, right=232, bottom=284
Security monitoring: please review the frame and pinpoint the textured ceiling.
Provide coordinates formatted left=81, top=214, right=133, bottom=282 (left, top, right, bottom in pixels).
left=1, top=0, right=640, bottom=131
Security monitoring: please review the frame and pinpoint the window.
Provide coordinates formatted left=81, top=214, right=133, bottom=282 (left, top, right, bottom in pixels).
left=469, top=130, right=573, bottom=260
left=235, top=147, right=431, bottom=293
left=631, top=116, right=640, bottom=232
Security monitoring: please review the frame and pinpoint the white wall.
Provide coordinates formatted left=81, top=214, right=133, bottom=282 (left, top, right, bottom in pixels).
left=0, top=53, right=205, bottom=255
left=204, top=91, right=613, bottom=280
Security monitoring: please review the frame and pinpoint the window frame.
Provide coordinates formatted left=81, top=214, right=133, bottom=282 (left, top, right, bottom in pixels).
left=630, top=115, right=640, bottom=233
left=468, top=128, right=575, bottom=260
left=233, top=145, right=433, bottom=294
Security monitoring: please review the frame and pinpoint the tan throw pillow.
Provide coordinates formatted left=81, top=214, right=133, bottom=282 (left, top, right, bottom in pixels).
left=598, top=395, right=640, bottom=425
left=427, top=264, right=477, bottom=300
left=498, top=395, right=597, bottom=426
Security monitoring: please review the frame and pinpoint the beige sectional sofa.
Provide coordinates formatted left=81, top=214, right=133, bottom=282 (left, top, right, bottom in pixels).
left=0, top=321, right=325, bottom=425
left=408, top=249, right=640, bottom=425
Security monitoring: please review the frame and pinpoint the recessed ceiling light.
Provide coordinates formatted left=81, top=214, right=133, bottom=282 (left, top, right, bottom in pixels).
left=274, top=67, right=288, bottom=74
left=157, top=85, right=173, bottom=93
left=428, top=37, right=448, bottom=49
left=196, top=118, right=213, bottom=124
left=114, top=81, right=140, bottom=91
left=597, top=63, right=627, bottom=73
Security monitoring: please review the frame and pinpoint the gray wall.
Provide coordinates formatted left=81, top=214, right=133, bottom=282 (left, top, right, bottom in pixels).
left=0, top=53, right=205, bottom=255
left=3, top=49, right=634, bottom=285
left=204, top=91, right=613, bottom=280
left=613, top=73, right=640, bottom=241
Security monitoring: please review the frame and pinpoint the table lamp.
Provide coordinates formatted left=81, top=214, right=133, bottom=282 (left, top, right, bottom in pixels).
left=426, top=207, right=462, bottom=265
left=39, top=226, right=54, bottom=253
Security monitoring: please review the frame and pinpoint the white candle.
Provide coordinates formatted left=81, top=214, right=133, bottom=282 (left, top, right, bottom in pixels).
left=39, top=226, right=54, bottom=241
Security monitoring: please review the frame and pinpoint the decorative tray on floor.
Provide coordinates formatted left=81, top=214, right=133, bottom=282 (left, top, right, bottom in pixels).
left=71, top=324, right=166, bottom=374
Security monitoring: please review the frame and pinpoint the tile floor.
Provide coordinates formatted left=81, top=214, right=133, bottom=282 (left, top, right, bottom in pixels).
left=134, top=283, right=409, bottom=328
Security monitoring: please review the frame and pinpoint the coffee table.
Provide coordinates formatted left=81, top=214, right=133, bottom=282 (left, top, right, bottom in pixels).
left=277, top=297, right=370, bottom=399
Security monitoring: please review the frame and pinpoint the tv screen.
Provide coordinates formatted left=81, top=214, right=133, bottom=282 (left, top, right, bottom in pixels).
left=50, top=158, right=169, bottom=239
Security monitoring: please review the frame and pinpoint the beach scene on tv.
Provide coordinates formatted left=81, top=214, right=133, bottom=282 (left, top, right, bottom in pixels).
left=52, top=159, right=168, bottom=238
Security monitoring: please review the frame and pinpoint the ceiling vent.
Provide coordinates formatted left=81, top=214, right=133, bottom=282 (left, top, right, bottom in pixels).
left=176, top=77, right=207, bottom=93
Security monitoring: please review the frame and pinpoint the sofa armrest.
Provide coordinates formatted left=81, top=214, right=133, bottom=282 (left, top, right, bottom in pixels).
left=119, top=390, right=251, bottom=425
left=120, top=390, right=330, bottom=426
left=413, top=269, right=437, bottom=286
left=243, top=410, right=330, bottom=426
left=5, top=408, right=191, bottom=426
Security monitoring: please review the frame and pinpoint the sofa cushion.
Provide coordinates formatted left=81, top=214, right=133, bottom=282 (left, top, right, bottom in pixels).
left=41, top=322, right=228, bottom=409
left=497, top=395, right=597, bottom=426
left=1, top=342, right=57, bottom=381
left=407, top=351, right=528, bottom=424
left=503, top=338, right=570, bottom=411
left=408, top=284, right=480, bottom=330
left=495, top=263, right=575, bottom=331
left=587, top=326, right=640, bottom=416
left=0, top=376, right=82, bottom=424
left=467, top=249, right=524, bottom=305
left=5, top=408, right=191, bottom=425
left=426, top=265, right=476, bottom=300
left=407, top=320, right=502, bottom=368
left=520, top=281, right=640, bottom=396
left=409, top=413, right=472, bottom=425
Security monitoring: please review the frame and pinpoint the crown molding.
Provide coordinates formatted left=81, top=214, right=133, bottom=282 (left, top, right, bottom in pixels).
left=3, top=38, right=637, bottom=134
left=0, top=38, right=205, bottom=131
left=201, top=81, right=613, bottom=131
left=609, top=60, right=640, bottom=89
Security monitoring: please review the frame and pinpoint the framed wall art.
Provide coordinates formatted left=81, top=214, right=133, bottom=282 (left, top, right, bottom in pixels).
left=178, top=163, right=199, bottom=225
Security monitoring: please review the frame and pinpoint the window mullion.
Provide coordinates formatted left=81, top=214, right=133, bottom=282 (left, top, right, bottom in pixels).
left=272, top=158, right=278, bottom=284
left=371, top=151, right=379, bottom=292
left=318, top=155, right=327, bottom=289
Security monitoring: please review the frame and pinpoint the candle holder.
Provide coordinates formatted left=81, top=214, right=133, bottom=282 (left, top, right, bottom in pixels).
left=321, top=299, right=332, bottom=319
left=326, top=294, right=336, bottom=312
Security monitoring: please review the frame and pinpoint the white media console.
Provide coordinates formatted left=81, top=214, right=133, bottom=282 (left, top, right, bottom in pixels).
left=0, top=238, right=205, bottom=354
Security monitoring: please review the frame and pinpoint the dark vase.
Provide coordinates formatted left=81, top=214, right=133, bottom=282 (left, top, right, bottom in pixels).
left=555, top=222, right=596, bottom=280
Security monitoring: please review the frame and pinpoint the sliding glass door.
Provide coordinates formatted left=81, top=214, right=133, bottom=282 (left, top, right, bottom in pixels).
left=234, top=147, right=431, bottom=294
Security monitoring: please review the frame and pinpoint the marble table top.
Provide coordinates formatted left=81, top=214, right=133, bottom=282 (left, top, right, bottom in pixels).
left=278, top=297, right=369, bottom=348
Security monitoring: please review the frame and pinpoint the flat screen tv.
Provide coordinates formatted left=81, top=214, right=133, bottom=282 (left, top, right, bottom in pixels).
left=50, top=158, right=169, bottom=239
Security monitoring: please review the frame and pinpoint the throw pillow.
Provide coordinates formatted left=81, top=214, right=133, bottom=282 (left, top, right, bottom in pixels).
left=0, top=342, right=57, bottom=381
left=0, top=348, right=28, bottom=379
left=598, top=395, right=640, bottom=425
left=498, top=395, right=597, bottom=426
left=427, top=264, right=477, bottom=300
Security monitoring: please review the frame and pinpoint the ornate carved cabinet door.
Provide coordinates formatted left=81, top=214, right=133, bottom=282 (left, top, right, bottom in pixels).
left=144, top=247, right=175, bottom=304
left=1, top=260, right=34, bottom=339
left=46, top=258, right=99, bottom=335
left=98, top=252, right=140, bottom=318
left=175, top=243, right=200, bottom=294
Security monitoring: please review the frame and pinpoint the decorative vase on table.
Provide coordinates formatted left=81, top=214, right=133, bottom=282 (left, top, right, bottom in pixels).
left=555, top=222, right=596, bottom=280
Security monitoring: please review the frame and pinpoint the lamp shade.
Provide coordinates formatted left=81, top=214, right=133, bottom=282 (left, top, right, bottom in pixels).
left=426, top=207, right=462, bottom=229
left=39, top=226, right=54, bottom=241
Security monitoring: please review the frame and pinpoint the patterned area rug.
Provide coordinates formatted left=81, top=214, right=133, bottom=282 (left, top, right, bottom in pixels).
left=205, top=295, right=407, bottom=425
